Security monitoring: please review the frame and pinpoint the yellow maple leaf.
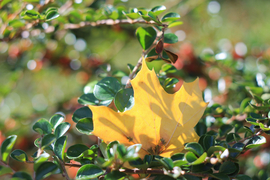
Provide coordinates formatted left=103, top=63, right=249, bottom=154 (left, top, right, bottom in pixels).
left=89, top=60, right=208, bottom=158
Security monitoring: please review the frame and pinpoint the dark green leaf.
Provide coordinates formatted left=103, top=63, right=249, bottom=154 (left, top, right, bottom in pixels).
left=33, top=118, right=52, bottom=135
left=219, top=161, right=237, bottom=174
left=161, top=12, right=180, bottom=22
left=54, top=136, right=67, bottom=160
left=10, top=149, right=28, bottom=162
left=45, top=10, right=59, bottom=21
left=67, top=144, right=89, bottom=159
left=226, top=133, right=241, bottom=143
left=163, top=78, right=179, bottom=89
left=1, top=135, right=17, bottom=163
left=159, top=157, right=174, bottom=170
left=245, top=117, right=259, bottom=126
left=104, top=170, right=126, bottom=180
left=210, top=173, right=230, bottom=180
left=78, top=93, right=100, bottom=105
left=185, top=152, right=197, bottom=163
left=94, top=77, right=121, bottom=100
left=207, top=146, right=226, bottom=156
left=246, top=135, right=266, bottom=149
left=150, top=5, right=166, bottom=16
left=106, top=141, right=119, bottom=159
left=34, top=153, right=50, bottom=171
left=114, top=88, right=134, bottom=112
left=136, top=27, right=157, bottom=50
left=235, top=174, right=252, bottom=180
left=195, top=122, right=207, bottom=136
left=22, top=10, right=40, bottom=20
left=35, top=162, right=58, bottom=180
left=54, top=122, right=70, bottom=138
left=147, top=11, right=161, bottom=24
left=203, top=135, right=215, bottom=151
left=12, top=171, right=33, bottom=180
left=184, top=142, right=204, bottom=156
left=249, top=112, right=267, bottom=120
left=219, top=124, right=233, bottom=137
left=161, top=64, right=177, bottom=74
left=164, top=33, right=178, bottom=44
left=76, top=164, right=103, bottom=179
left=49, top=114, right=65, bottom=129
left=76, top=118, right=93, bottom=135
left=72, top=106, right=92, bottom=123
left=41, top=134, right=56, bottom=149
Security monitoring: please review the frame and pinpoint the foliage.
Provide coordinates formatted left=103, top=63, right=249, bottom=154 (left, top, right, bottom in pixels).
left=1, top=0, right=270, bottom=180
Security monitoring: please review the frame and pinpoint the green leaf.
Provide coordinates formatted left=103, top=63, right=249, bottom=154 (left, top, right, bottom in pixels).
left=49, top=114, right=65, bottom=129
left=235, top=174, right=252, bottom=180
left=246, top=135, right=266, bottom=149
left=33, top=118, right=52, bottom=135
left=150, top=5, right=166, bottom=16
left=239, top=98, right=251, bottom=113
left=78, top=93, right=112, bottom=106
left=126, top=144, right=141, bottom=160
left=124, top=12, right=140, bottom=19
left=93, top=77, right=121, bottom=100
left=34, top=153, right=50, bottom=171
left=12, top=171, right=33, bottom=180
left=164, top=33, right=178, bottom=44
left=185, top=152, right=197, bottom=163
left=54, top=122, right=70, bottom=138
left=0, top=165, right=13, bottom=176
left=163, top=78, right=179, bottom=89
left=136, top=27, right=157, bottom=50
left=10, top=149, right=28, bottom=162
left=76, top=118, right=93, bottom=135
left=35, top=162, right=58, bottom=180
left=226, top=133, right=241, bottom=143
left=219, top=124, right=233, bottom=137
left=161, top=12, right=180, bottom=22
left=207, top=146, right=226, bottom=156
left=21, top=10, right=40, bottom=20
left=210, top=173, right=230, bottom=180
left=8, top=20, right=25, bottom=28
left=116, top=144, right=127, bottom=160
left=104, top=170, right=126, bottom=180
left=190, top=152, right=207, bottom=165
left=1, top=135, right=17, bottom=163
left=159, top=157, right=174, bottom=170
left=148, top=11, right=161, bottom=24
left=161, top=64, right=178, bottom=74
left=246, top=117, right=259, bottom=126
left=114, top=88, right=134, bottom=112
left=54, top=136, right=67, bottom=160
left=219, top=161, right=237, bottom=174
left=67, top=144, right=89, bottom=159
left=184, top=142, right=204, bottom=156
left=41, top=134, right=56, bottom=149
left=168, top=21, right=183, bottom=28
left=0, top=0, right=12, bottom=7
left=76, top=164, right=103, bottom=179
left=106, top=141, right=119, bottom=159
left=46, top=10, right=59, bottom=21
left=249, top=112, right=267, bottom=120
left=202, top=135, right=215, bottom=151
left=72, top=106, right=92, bottom=123
left=171, top=153, right=187, bottom=166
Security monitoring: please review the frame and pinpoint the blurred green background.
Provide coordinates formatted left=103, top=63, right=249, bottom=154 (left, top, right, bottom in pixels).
left=1, top=0, right=270, bottom=179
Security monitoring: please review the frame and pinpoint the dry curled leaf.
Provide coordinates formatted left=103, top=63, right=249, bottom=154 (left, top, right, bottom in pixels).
left=89, top=60, right=207, bottom=158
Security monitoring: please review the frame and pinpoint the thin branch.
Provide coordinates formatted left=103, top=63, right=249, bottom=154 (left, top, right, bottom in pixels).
left=59, top=159, right=71, bottom=180
left=64, top=19, right=164, bottom=30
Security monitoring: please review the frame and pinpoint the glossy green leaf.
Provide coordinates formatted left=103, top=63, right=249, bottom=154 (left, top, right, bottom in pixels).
left=72, top=106, right=92, bottom=123
left=219, top=124, right=233, bottom=137
left=203, top=135, right=215, bottom=151
left=46, top=10, right=59, bottom=21
left=161, top=12, right=180, bottom=22
left=190, top=152, right=207, bottom=165
left=245, top=117, right=259, bottom=126
left=21, top=10, right=40, bottom=20
left=8, top=20, right=25, bottom=28
left=41, top=134, right=56, bottom=149
left=168, top=21, right=183, bottom=28
left=164, top=33, right=178, bottom=44
left=124, top=12, right=140, bottom=19
left=185, top=152, right=197, bottom=163
left=106, top=141, right=119, bottom=159
left=54, top=122, right=70, bottom=138
left=54, top=136, right=67, bottom=160
left=33, top=118, right=52, bottom=135
left=148, top=11, right=161, bottom=24
left=226, top=133, right=241, bottom=143
left=35, top=162, right=58, bottom=180
left=151, top=5, right=166, bottom=15
left=210, top=173, right=230, bottom=180
left=195, top=122, right=207, bottom=136
left=126, top=144, right=141, bottom=160
left=171, top=153, right=187, bottom=166
left=136, top=27, right=157, bottom=50
left=246, top=135, right=266, bottom=149
left=67, top=144, right=89, bottom=159
left=0, top=165, right=13, bottom=176
left=104, top=170, right=126, bottom=180
left=161, top=64, right=177, bottom=74
left=249, top=112, right=267, bottom=120
left=49, top=114, right=65, bottom=129
left=219, top=161, right=237, bottom=174
left=12, top=171, right=33, bottom=180
left=1, top=135, right=17, bottom=163
left=10, top=149, right=28, bottom=162
left=93, top=77, right=121, bottom=100
left=76, top=118, right=93, bottom=135
left=159, top=157, right=174, bottom=170
left=207, top=146, right=226, bottom=156
left=185, top=142, right=204, bottom=156
left=114, top=88, right=134, bottom=112
left=34, top=153, right=50, bottom=171
left=235, top=174, right=252, bottom=180
left=163, top=78, right=179, bottom=89
left=76, top=164, right=103, bottom=179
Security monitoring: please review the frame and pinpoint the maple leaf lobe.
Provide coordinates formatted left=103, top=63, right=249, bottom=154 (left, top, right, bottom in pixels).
left=89, top=60, right=207, bottom=158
